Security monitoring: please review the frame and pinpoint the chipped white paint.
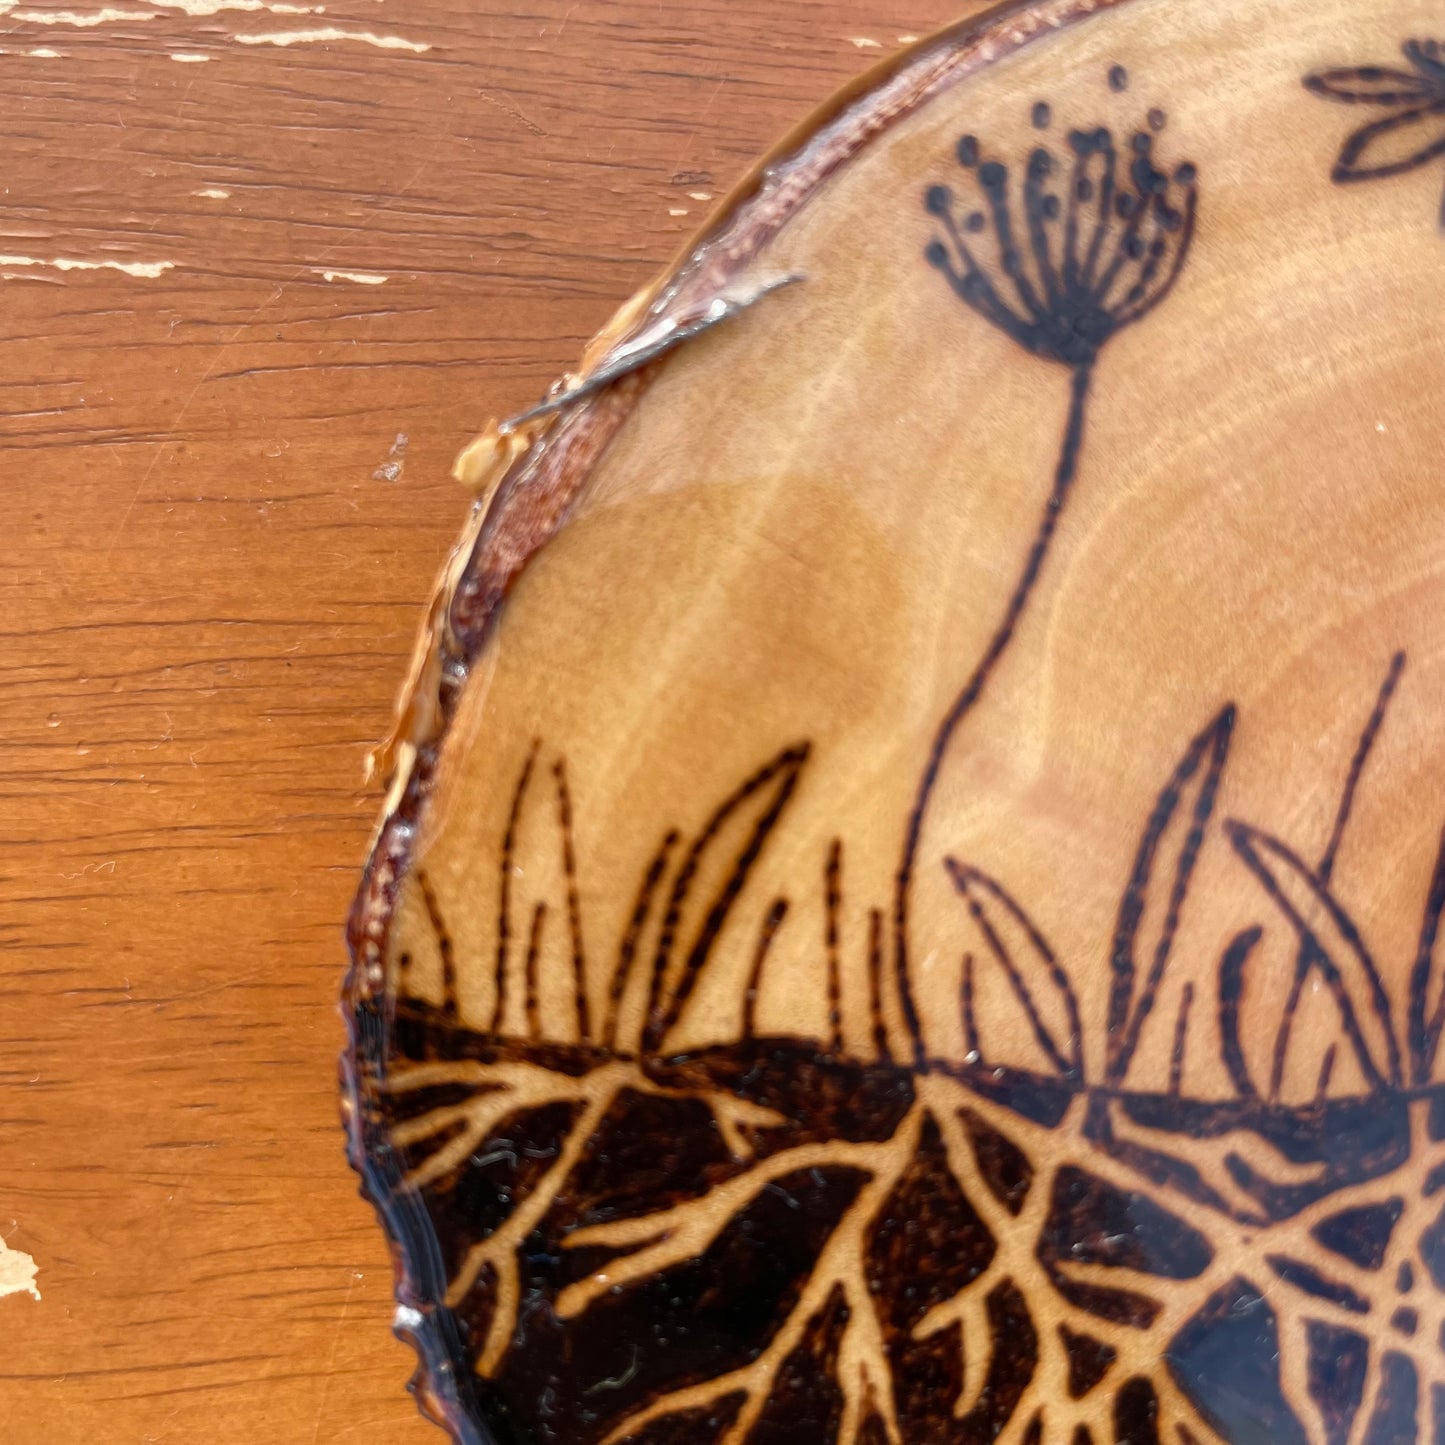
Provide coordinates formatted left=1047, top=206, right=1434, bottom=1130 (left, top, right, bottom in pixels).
left=149, top=0, right=321, bottom=14
left=236, top=26, right=427, bottom=50
left=194, top=186, right=230, bottom=198
left=668, top=208, right=688, bottom=217
left=373, top=432, right=407, bottom=482
left=0, top=254, right=174, bottom=278
left=0, top=1233, right=39, bottom=1303
left=10, top=7, right=153, bottom=24
left=688, top=190, right=712, bottom=202
left=0, top=0, right=425, bottom=52
left=0, top=0, right=328, bottom=15
left=319, top=268, right=387, bottom=284
left=847, top=36, right=882, bottom=49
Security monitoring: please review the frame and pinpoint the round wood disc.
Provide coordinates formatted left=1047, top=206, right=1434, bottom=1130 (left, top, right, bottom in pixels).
left=343, top=3, right=1445, bottom=1442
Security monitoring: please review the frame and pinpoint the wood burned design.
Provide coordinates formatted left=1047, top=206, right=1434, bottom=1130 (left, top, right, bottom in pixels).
left=366, top=648, right=1445, bottom=1445
left=912, top=88, right=1197, bottom=1076
left=1306, top=40, right=1445, bottom=225
left=344, top=68, right=1445, bottom=1445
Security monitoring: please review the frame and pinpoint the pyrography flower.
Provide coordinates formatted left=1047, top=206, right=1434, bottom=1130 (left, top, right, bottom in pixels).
left=1307, top=39, right=1445, bottom=224
left=923, top=111, right=1198, bottom=369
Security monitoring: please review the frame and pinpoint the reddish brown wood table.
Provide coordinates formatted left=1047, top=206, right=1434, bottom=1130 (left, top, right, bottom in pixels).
left=0, top=3, right=970, bottom=1439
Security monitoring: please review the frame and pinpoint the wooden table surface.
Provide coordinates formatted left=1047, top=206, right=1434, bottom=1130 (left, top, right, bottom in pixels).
left=0, top=1, right=980, bottom=1439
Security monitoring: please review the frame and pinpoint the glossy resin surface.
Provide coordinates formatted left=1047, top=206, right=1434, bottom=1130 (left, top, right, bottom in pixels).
left=343, top=3, right=1445, bottom=1441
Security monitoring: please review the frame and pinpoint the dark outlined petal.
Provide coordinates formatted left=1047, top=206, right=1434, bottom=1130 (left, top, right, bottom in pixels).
left=1305, top=66, right=1434, bottom=106
left=1334, top=103, right=1445, bottom=179
left=1404, top=39, right=1445, bottom=83
left=643, top=742, right=810, bottom=1055
left=945, top=858, right=1083, bottom=1079
left=1226, top=822, right=1401, bottom=1092
left=1106, top=706, right=1233, bottom=1089
left=1407, top=823, right=1445, bottom=1086
left=1216, top=928, right=1264, bottom=1100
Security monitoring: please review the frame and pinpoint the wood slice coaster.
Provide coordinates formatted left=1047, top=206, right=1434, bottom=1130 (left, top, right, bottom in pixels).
left=341, top=3, right=1445, bottom=1442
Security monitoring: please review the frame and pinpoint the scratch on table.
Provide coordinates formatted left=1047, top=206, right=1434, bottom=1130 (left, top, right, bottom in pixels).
left=552, top=1, right=578, bottom=40
left=0, top=1232, right=40, bottom=1304
left=60, top=860, right=117, bottom=881
left=171, top=51, right=212, bottom=61
left=308, top=1268, right=362, bottom=1443
left=667, top=75, right=726, bottom=183
left=478, top=89, right=546, bottom=137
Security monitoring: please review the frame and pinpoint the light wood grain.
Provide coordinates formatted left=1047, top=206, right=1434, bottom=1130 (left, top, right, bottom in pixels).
left=0, top=4, right=975, bottom=1439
